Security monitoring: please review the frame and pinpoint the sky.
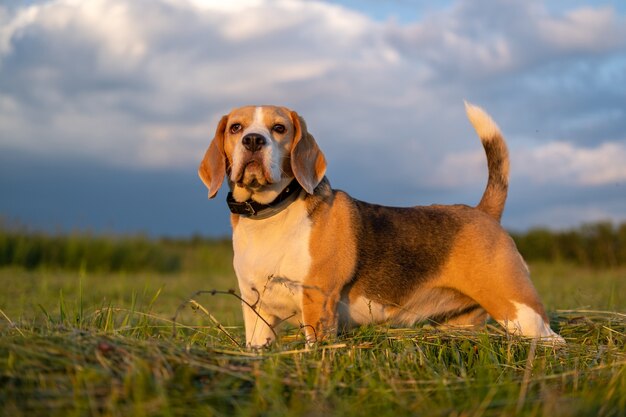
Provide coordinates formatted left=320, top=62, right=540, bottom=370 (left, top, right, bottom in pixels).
left=1, top=0, right=625, bottom=237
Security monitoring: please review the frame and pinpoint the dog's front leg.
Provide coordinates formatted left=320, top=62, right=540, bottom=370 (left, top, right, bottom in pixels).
left=241, top=300, right=278, bottom=348
left=301, top=285, right=341, bottom=344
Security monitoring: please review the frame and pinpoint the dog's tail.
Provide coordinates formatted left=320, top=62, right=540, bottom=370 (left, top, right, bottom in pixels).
left=464, top=102, right=509, bottom=222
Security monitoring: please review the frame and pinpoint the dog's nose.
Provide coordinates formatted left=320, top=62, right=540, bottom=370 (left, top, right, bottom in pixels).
left=242, top=133, right=266, bottom=152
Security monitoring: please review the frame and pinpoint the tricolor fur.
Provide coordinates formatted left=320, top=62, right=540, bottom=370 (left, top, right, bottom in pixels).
left=199, top=103, right=565, bottom=347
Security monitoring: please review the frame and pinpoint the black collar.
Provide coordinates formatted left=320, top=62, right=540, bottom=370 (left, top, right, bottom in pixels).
left=226, top=179, right=303, bottom=219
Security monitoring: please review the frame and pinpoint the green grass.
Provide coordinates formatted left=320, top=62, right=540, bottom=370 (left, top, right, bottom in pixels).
left=1, top=262, right=625, bottom=416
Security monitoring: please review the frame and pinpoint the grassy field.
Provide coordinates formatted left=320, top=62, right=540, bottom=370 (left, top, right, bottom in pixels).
left=1, top=254, right=625, bottom=416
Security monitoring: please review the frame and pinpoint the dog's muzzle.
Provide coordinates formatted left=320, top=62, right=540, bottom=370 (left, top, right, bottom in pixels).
left=234, top=132, right=272, bottom=187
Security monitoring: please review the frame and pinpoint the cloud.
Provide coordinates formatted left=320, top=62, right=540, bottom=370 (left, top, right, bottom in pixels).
left=383, top=1, right=626, bottom=79
left=516, top=141, right=626, bottom=186
left=0, top=0, right=403, bottom=167
left=434, top=140, right=626, bottom=189
left=1, top=0, right=625, bottom=161
left=537, top=6, right=626, bottom=52
left=1, top=0, right=625, bottom=233
left=505, top=183, right=626, bottom=230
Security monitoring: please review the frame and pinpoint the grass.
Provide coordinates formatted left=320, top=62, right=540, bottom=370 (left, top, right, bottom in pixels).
left=0, top=262, right=625, bottom=416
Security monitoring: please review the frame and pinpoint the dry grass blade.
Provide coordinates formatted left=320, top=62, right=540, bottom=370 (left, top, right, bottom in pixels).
left=186, top=298, right=240, bottom=348
left=516, top=339, right=537, bottom=413
left=0, top=308, right=25, bottom=337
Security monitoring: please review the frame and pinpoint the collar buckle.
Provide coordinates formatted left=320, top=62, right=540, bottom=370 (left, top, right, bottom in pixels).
left=244, top=201, right=256, bottom=216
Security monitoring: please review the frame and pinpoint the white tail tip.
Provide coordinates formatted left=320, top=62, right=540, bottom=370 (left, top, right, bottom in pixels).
left=464, top=101, right=501, bottom=141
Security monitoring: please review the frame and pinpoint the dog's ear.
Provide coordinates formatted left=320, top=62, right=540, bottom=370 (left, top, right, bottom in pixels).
left=290, top=111, right=327, bottom=194
left=198, top=115, right=228, bottom=199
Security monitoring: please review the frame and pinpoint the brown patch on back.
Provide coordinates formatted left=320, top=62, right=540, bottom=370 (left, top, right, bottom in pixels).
left=348, top=202, right=464, bottom=307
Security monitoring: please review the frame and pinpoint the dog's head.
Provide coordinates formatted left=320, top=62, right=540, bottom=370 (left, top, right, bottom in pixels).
left=199, top=106, right=327, bottom=202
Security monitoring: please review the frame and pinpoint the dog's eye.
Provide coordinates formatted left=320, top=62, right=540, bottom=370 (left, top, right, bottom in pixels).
left=272, top=124, right=286, bottom=134
left=229, top=123, right=242, bottom=134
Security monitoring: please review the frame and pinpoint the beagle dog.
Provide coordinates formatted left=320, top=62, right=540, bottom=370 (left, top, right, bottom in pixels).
left=199, top=103, right=565, bottom=347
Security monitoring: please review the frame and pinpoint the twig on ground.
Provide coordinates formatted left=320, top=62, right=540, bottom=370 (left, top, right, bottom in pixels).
left=172, top=288, right=278, bottom=347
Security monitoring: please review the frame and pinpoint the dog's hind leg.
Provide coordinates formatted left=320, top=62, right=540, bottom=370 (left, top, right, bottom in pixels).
left=437, top=306, right=489, bottom=328
left=439, top=228, right=565, bottom=344
left=456, top=266, right=565, bottom=343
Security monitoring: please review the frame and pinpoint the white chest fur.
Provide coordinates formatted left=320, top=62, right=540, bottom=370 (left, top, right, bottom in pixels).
left=232, top=199, right=312, bottom=322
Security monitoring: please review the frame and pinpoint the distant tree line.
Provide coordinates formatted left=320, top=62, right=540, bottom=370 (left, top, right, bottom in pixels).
left=1, top=221, right=625, bottom=272
left=0, top=228, right=181, bottom=273
left=510, top=221, right=626, bottom=268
